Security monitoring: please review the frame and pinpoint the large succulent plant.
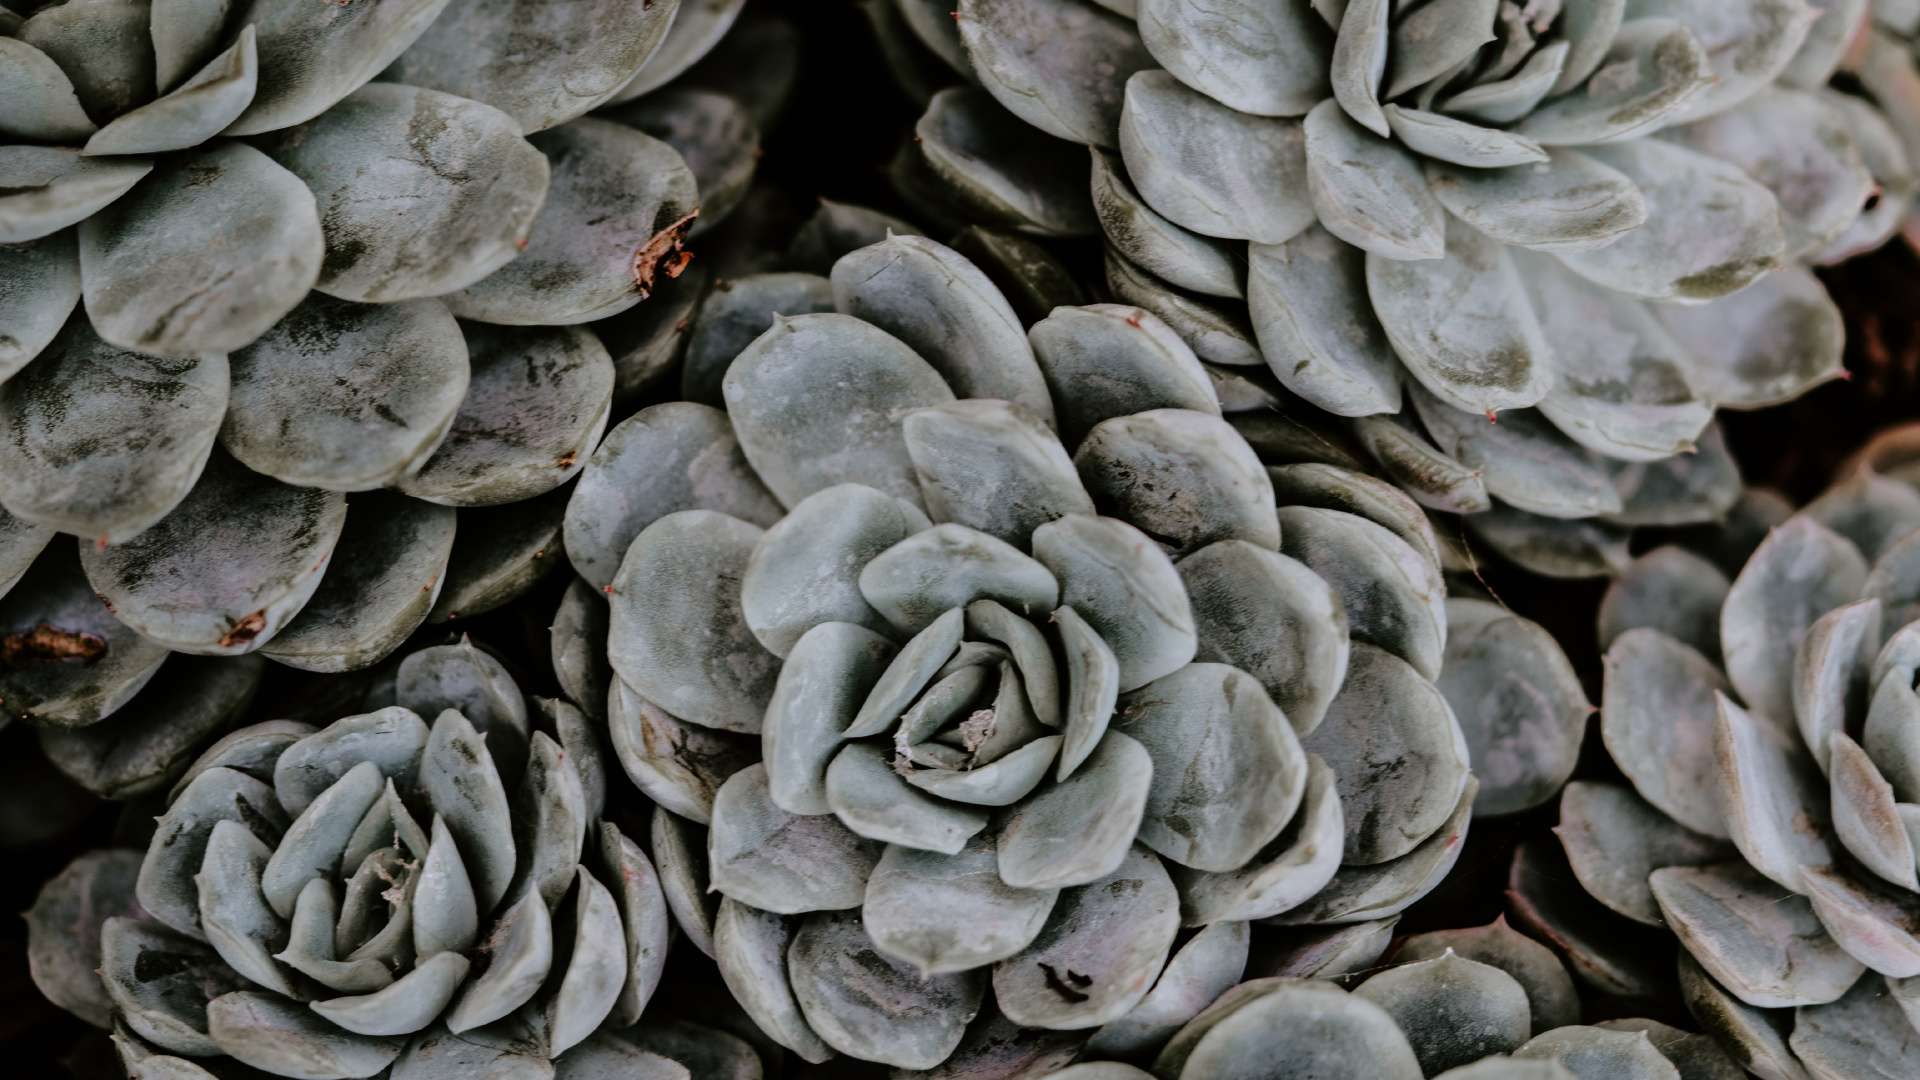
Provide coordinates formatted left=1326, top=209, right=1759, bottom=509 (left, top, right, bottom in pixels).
left=560, top=232, right=1488, bottom=1070
left=24, top=640, right=696, bottom=1080
left=875, top=0, right=1891, bottom=547
left=1552, top=430, right=1920, bottom=1077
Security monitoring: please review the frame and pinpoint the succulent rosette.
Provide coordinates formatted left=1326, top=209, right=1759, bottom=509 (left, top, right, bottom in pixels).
left=868, top=0, right=1905, bottom=569
left=1529, top=429, right=1920, bottom=1076
left=22, top=639, right=708, bottom=1080
left=559, top=231, right=1484, bottom=1071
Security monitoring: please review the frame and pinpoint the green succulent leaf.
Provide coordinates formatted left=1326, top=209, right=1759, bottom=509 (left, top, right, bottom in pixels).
left=1395, top=915, right=1581, bottom=1033
left=1511, top=1026, right=1685, bottom=1080
left=1715, top=692, right=1836, bottom=895
left=427, top=490, right=569, bottom=626
left=1278, top=506, right=1445, bottom=680
left=710, top=763, right=884, bottom=912
left=1355, top=953, right=1531, bottom=1075
left=227, top=0, right=451, bottom=135
left=196, top=819, right=297, bottom=997
left=1033, top=514, right=1196, bottom=691
left=1029, top=304, right=1221, bottom=447
left=1, top=147, right=155, bottom=249
left=789, top=908, right=986, bottom=1068
left=1598, top=546, right=1728, bottom=658
left=1347, top=414, right=1492, bottom=514
left=1304, top=99, right=1446, bottom=261
left=1792, top=599, right=1879, bottom=776
left=911, top=86, right=1099, bottom=238
left=606, top=0, right=732, bottom=104
left=865, top=832, right=1059, bottom=977
left=998, top=730, right=1154, bottom=889
left=1244, top=225, right=1400, bottom=417
left=1600, top=629, right=1733, bottom=839
left=1157, top=978, right=1423, bottom=1079
left=1180, top=538, right=1350, bottom=737
left=1722, top=515, right=1866, bottom=727
left=1075, top=409, right=1278, bottom=558
left=1827, top=735, right=1919, bottom=892
left=1330, top=0, right=1391, bottom=135
left=1139, top=0, right=1328, bottom=116
left=1381, top=106, right=1547, bottom=168
left=604, top=88, right=759, bottom=238
left=680, top=273, right=834, bottom=407
left=1515, top=18, right=1712, bottom=144
left=713, top=897, right=833, bottom=1063
left=1464, top=501, right=1632, bottom=578
left=1558, top=780, right=1735, bottom=928
left=905, top=399, right=1096, bottom=549
left=1103, top=247, right=1263, bottom=370
left=0, top=314, right=224, bottom=544
left=1789, top=973, right=1918, bottom=1080
left=25, top=849, right=145, bottom=1029
left=1087, top=917, right=1249, bottom=1058
left=1266, top=776, right=1475, bottom=924
left=1438, top=598, right=1589, bottom=817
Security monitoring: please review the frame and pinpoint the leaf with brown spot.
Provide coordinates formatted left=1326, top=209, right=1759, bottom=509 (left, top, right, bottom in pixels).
left=2, top=621, right=106, bottom=668
left=633, top=209, right=698, bottom=299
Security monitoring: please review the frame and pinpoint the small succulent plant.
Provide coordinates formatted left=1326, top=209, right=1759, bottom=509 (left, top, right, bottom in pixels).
left=561, top=231, right=1488, bottom=1070
left=24, top=641, right=691, bottom=1079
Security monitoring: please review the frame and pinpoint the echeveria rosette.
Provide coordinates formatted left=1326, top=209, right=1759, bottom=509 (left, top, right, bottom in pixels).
left=1567, top=439, right=1920, bottom=1071
left=564, top=231, right=1479, bottom=1070
left=885, top=0, right=1882, bottom=535
left=25, top=641, right=683, bottom=1080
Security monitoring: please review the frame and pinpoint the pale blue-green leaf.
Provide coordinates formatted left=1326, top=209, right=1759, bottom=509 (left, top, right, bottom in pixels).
left=1278, top=506, right=1445, bottom=680
left=26, top=849, right=149, bottom=1029
left=1028, top=303, right=1220, bottom=446
left=138, top=767, right=288, bottom=941
left=997, top=731, right=1154, bottom=888
left=543, top=866, right=627, bottom=1055
left=196, top=819, right=297, bottom=996
left=968, top=598, right=1063, bottom=728
left=275, top=877, right=389, bottom=993
left=210, top=989, right=406, bottom=1075
left=1103, top=246, right=1263, bottom=369
left=1440, top=598, right=1589, bottom=816
left=505, top=731, right=587, bottom=910
left=1382, top=105, right=1547, bottom=168
left=1181, top=537, right=1350, bottom=736
left=1438, top=41, right=1566, bottom=123
left=1303, top=99, right=1445, bottom=261
left=85, top=27, right=256, bottom=157
left=847, top=606, right=964, bottom=738
left=713, top=897, right=832, bottom=1063
left=1400, top=921, right=1580, bottom=1036
left=1384, top=0, right=1496, bottom=99
left=444, top=890, right=552, bottom=1033
left=38, top=654, right=265, bottom=800
left=826, top=743, right=990, bottom=854
left=1829, top=733, right=1920, bottom=891
left=1596, top=545, right=1728, bottom=657
left=1722, top=516, right=1867, bottom=729
left=1464, top=501, right=1633, bottom=578
left=225, top=0, right=450, bottom=134
left=1349, top=413, right=1492, bottom=514
left=605, top=0, right=734, bottom=104
left=1265, top=776, right=1474, bottom=924
left=1246, top=225, right=1404, bottom=416
left=789, top=909, right=984, bottom=1068
left=911, top=86, right=1098, bottom=238
left=710, top=763, right=883, bottom=911
left=1426, top=147, right=1646, bottom=255
left=1331, top=0, right=1391, bottom=134
left=0, top=229, right=79, bottom=382
left=1557, top=780, right=1734, bottom=926
left=1600, top=423, right=1743, bottom=528
left=601, top=89, right=756, bottom=239
left=1139, top=0, right=1330, bottom=115
left=1033, top=513, right=1197, bottom=691
left=680, top=272, right=832, bottom=408
left=906, top=734, right=1063, bottom=804
left=1165, top=753, right=1341, bottom=924
left=1517, top=18, right=1712, bottom=144
left=273, top=706, right=429, bottom=818
left=412, top=814, right=479, bottom=958
left=1355, top=953, right=1532, bottom=1075
left=1600, top=629, right=1733, bottom=837
left=1412, top=390, right=1620, bottom=519
left=1792, top=599, right=1880, bottom=774
left=101, top=918, right=250, bottom=1056
left=420, top=709, right=516, bottom=915
left=863, top=832, right=1058, bottom=976
left=1789, top=970, right=1920, bottom=1080
left=0, top=148, right=149, bottom=246
left=1631, top=0, right=1818, bottom=126
left=311, top=950, right=469, bottom=1038
left=1075, top=408, right=1276, bottom=555
left=1674, top=953, right=1813, bottom=1080
left=763, top=622, right=895, bottom=814
left=859, top=524, right=1058, bottom=637
left=261, top=760, right=384, bottom=918
left=1807, top=89, right=1912, bottom=266
left=1656, top=265, right=1843, bottom=408
left=1716, top=692, right=1835, bottom=894
left=1157, top=976, right=1424, bottom=1079
left=1056, top=604, right=1120, bottom=780
left=955, top=0, right=1155, bottom=146
left=738, top=485, right=904, bottom=658
left=1651, top=862, right=1860, bottom=1007
left=904, top=398, right=1095, bottom=549
left=1090, top=148, right=1245, bottom=299
left=0, top=37, right=95, bottom=142
left=596, top=822, right=669, bottom=1028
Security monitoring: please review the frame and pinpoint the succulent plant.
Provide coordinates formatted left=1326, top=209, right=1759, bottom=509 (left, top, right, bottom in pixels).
left=561, top=231, right=1486, bottom=1070
left=1550, top=426, right=1920, bottom=1076
left=22, top=639, right=708, bottom=1079
left=870, top=0, right=1893, bottom=554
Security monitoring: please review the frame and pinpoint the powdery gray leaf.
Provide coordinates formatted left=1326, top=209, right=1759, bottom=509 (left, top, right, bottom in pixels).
left=1789, top=972, right=1920, bottom=1080
left=1153, top=977, right=1423, bottom=1079
left=0, top=37, right=96, bottom=143
left=0, top=148, right=148, bottom=247
left=610, top=1017, right=758, bottom=1080
left=1652, top=862, right=1863, bottom=1008
left=1600, top=629, right=1731, bottom=837
left=40, top=655, right=265, bottom=801
left=712, top=899, right=833, bottom=1064
left=1366, top=215, right=1554, bottom=415
left=1382, top=108, right=1551, bottom=176
left=1180, top=538, right=1349, bottom=737
left=1426, top=148, right=1646, bottom=255
left=222, top=295, right=467, bottom=492
left=859, top=524, right=1059, bottom=637
left=1675, top=953, right=1813, bottom=1080
left=1556, top=780, right=1735, bottom=926
left=1355, top=952, right=1532, bottom=1075
left=1267, top=778, right=1476, bottom=925
left=1384, top=0, right=1497, bottom=98
left=608, top=510, right=779, bottom=734
left=789, top=908, right=985, bottom=1068
left=1439, top=598, right=1589, bottom=816
left=1091, top=147, right=1245, bottom=299
left=26, top=848, right=145, bottom=1029
left=1028, top=304, right=1219, bottom=447
left=552, top=1033, right=688, bottom=1080
left=311, top=951, right=471, bottom=1038
left=832, top=233, right=1055, bottom=423
left=863, top=832, right=1057, bottom=977
left=1464, top=501, right=1632, bottom=579
left=1597, top=546, right=1729, bottom=657
left=709, top=763, right=883, bottom=913
left=1657, top=266, right=1844, bottom=409
left=1633, top=0, right=1817, bottom=127
left=447, top=120, right=697, bottom=326
left=412, top=814, right=477, bottom=958
left=84, top=26, right=257, bottom=157
left=444, top=889, right=553, bottom=1033
left=596, top=261, right=709, bottom=408
left=1033, top=513, right=1197, bottom=691
left=1439, top=41, right=1569, bottom=123
left=261, top=83, right=549, bottom=305
left=1304, top=99, right=1445, bottom=261
left=1278, top=507, right=1446, bottom=681
left=209, top=989, right=405, bottom=1075
left=1244, top=226, right=1399, bottom=417
left=0, top=315, right=225, bottom=544
left=0, top=507, right=52, bottom=605
left=1808, top=89, right=1912, bottom=265
left=1331, top=0, right=1392, bottom=135
left=998, top=731, right=1154, bottom=889
left=1833, top=474, right=1920, bottom=595
left=1667, top=87, right=1871, bottom=260
left=1716, top=687, right=1835, bottom=889
left=1139, top=0, right=1328, bottom=115
left=760, top=623, right=895, bottom=815
left=911, top=87, right=1098, bottom=238
left=80, top=450, right=344, bottom=655
left=847, top=607, right=965, bottom=739
left=825, top=742, right=990, bottom=854
left=225, top=0, right=449, bottom=135
left=503, top=732, right=587, bottom=912
left=956, top=0, right=1156, bottom=147
left=419, top=708, right=515, bottom=916
left=1833, top=729, right=1920, bottom=890
left=904, top=399, right=1095, bottom=550
left=1118, top=70, right=1314, bottom=244
left=992, top=843, right=1180, bottom=1030
left=551, top=580, right=610, bottom=722
left=651, top=807, right=718, bottom=958
left=101, top=918, right=250, bottom=1055
left=1555, top=138, right=1785, bottom=304
left=1591, top=1018, right=1746, bottom=1080
left=739, top=486, right=908, bottom=661
left=1105, top=248, right=1264, bottom=371
left=1798, top=863, right=1920, bottom=978
left=608, top=0, right=736, bottom=103
left=1410, top=390, right=1621, bottom=519
left=1166, top=752, right=1344, bottom=924
left=1794, top=600, right=1880, bottom=777
left=1511, top=1026, right=1681, bottom=1080
left=1515, top=17, right=1712, bottom=144
left=1302, top=642, right=1469, bottom=863
left=271, top=706, right=427, bottom=820
left=1257, top=918, right=1400, bottom=979
left=1394, top=915, right=1579, bottom=1034
left=951, top=223, right=1092, bottom=328
left=80, top=140, right=321, bottom=358
left=603, top=89, right=758, bottom=239
left=1074, top=409, right=1277, bottom=557
left=426, top=492, right=569, bottom=625
left=1083, top=920, right=1247, bottom=1060
left=1722, top=516, right=1867, bottom=729
left=680, top=272, right=834, bottom=407
left=0, top=229, right=80, bottom=381
left=1349, top=414, right=1492, bottom=514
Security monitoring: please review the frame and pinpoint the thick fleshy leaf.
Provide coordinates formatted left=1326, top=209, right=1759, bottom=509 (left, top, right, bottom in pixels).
left=1555, top=138, right=1785, bottom=303
left=1153, top=978, right=1423, bottom=1080
left=1304, top=99, right=1445, bottom=261
left=1635, top=0, right=1817, bottom=126
left=1557, top=780, right=1734, bottom=926
left=1331, top=0, right=1391, bottom=135
left=739, top=485, right=909, bottom=659
left=564, top=402, right=779, bottom=591
left=1032, top=513, right=1196, bottom=691
left=0, top=37, right=97, bottom=143
left=651, top=807, right=718, bottom=958
left=1349, top=414, right=1491, bottom=514
left=1427, top=148, right=1646, bottom=255
left=444, top=890, right=552, bottom=1033
left=1303, top=642, right=1469, bottom=863
left=1794, top=601, right=1880, bottom=776
left=0, top=149, right=148, bottom=247
left=84, top=27, right=257, bottom=157
left=1464, top=501, right=1633, bottom=578
left=425, top=492, right=568, bottom=625
left=608, top=510, right=778, bottom=733
left=1503, top=839, right=1674, bottom=998
left=396, top=323, right=610, bottom=506
left=1382, top=106, right=1548, bottom=168
left=955, top=0, right=1156, bottom=147
left=1511, top=1026, right=1684, bottom=1080
left=0, top=229, right=80, bottom=381
left=1367, top=215, right=1554, bottom=415
left=1799, top=863, right=1920, bottom=977
left=1516, top=17, right=1712, bottom=144
left=225, top=0, right=450, bottom=135
left=419, top=708, right=515, bottom=916
left=1438, top=40, right=1569, bottom=123
left=222, top=295, right=466, bottom=492
left=1827, top=469, right=1920, bottom=569
left=1722, top=516, right=1867, bottom=727
left=1085, top=918, right=1248, bottom=1058
left=1180, top=538, right=1349, bottom=737
left=1394, top=915, right=1580, bottom=1034
left=0, top=507, right=53, bottom=604
left=257, top=84, right=548, bottom=305
left=197, top=820, right=297, bottom=997
left=603, top=89, right=758, bottom=239
left=787, top=199, right=922, bottom=275
left=1074, top=409, right=1277, bottom=557
left=594, top=824, right=670, bottom=1028
left=0, top=315, right=224, bottom=544
left=1269, top=777, right=1476, bottom=925
left=911, top=87, right=1097, bottom=238
left=725, top=312, right=954, bottom=508
left=993, top=844, right=1179, bottom=1029
left=1789, top=972, right=1919, bottom=1080
left=1090, top=148, right=1245, bottom=299
left=678, top=272, right=833, bottom=407
left=1668, top=87, right=1871, bottom=259
left=80, top=140, right=321, bottom=357
left=447, top=120, right=697, bottom=325
left=998, top=731, right=1154, bottom=889
left=1118, top=70, right=1314, bottom=244
left=1355, top=953, right=1531, bottom=1075
left=864, top=832, right=1057, bottom=976
left=759, top=622, right=894, bottom=815
left=1439, top=598, right=1589, bottom=816
left=101, top=919, right=250, bottom=1055
left=26, top=849, right=145, bottom=1029
left=551, top=1034, right=687, bottom=1080
left=904, top=399, right=1095, bottom=549
left=1599, top=629, right=1731, bottom=837
left=1278, top=507, right=1445, bottom=681
left=712, top=898, right=833, bottom=1063
left=859, top=524, right=1059, bottom=637
left=1656, top=266, right=1844, bottom=409
left=826, top=742, right=991, bottom=854
left=210, top=989, right=407, bottom=1075
left=1138, top=0, right=1328, bottom=115
left=1598, top=546, right=1729, bottom=657
left=1716, top=693, right=1835, bottom=894
left=609, top=680, right=757, bottom=824
left=1028, top=304, right=1219, bottom=447
left=834, top=233, right=1056, bottom=424
left=709, top=763, right=883, bottom=912
left=1673, top=954, right=1812, bottom=1080
left=80, top=450, right=346, bottom=655
left=1105, top=247, right=1263, bottom=370
left=1411, top=392, right=1621, bottom=519
left=1513, top=251, right=1713, bottom=462
left=1166, top=752, right=1343, bottom=924
left=22, top=1, right=149, bottom=122
left=40, top=655, right=264, bottom=801
left=1244, top=226, right=1399, bottom=417
left=1384, top=0, right=1497, bottom=98
left=788, top=909, right=985, bottom=1068
left=551, top=579, right=611, bottom=722
left=261, top=760, right=386, bottom=918
left=1652, top=862, right=1862, bottom=1007
left=501, top=732, right=586, bottom=911
left=607, top=0, right=733, bottom=103
left=950, top=223, right=1092, bottom=328
left=1808, top=88, right=1912, bottom=265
